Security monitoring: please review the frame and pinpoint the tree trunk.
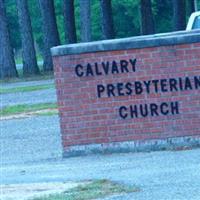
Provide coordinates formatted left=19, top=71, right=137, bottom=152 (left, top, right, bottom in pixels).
left=0, top=0, right=18, bottom=79
left=100, top=0, right=115, bottom=39
left=16, top=0, right=39, bottom=76
left=140, top=0, right=155, bottom=35
left=38, top=0, right=60, bottom=71
left=79, top=0, right=91, bottom=42
left=194, top=0, right=198, bottom=11
left=173, top=0, right=186, bottom=31
left=187, top=0, right=195, bottom=15
left=63, top=0, right=77, bottom=44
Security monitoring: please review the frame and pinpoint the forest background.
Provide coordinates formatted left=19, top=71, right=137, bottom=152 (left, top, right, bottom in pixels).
left=1, top=0, right=200, bottom=79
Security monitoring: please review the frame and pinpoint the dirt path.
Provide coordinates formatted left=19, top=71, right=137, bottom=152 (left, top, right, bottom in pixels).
left=1, top=181, right=88, bottom=200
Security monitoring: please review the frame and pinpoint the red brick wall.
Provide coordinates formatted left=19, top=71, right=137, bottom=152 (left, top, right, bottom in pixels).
left=53, top=43, right=200, bottom=151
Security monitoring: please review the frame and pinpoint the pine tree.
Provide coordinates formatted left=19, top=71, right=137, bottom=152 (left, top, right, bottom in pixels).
left=140, top=0, right=155, bottom=35
left=0, top=0, right=18, bottom=79
left=63, top=0, right=77, bottom=44
left=38, top=0, right=60, bottom=71
left=79, top=0, right=91, bottom=42
left=16, top=0, right=39, bottom=76
left=100, top=0, right=115, bottom=39
left=173, top=0, right=186, bottom=31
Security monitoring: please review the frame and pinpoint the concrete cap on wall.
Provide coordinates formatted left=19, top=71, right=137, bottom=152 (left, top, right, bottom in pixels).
left=51, top=30, right=200, bottom=56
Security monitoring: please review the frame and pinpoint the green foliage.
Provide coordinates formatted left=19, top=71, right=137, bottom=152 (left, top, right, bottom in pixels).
left=5, top=0, right=21, bottom=50
left=54, top=0, right=65, bottom=44
left=113, top=0, right=141, bottom=38
left=28, top=0, right=43, bottom=51
left=152, top=0, right=173, bottom=33
left=5, top=0, right=200, bottom=56
left=91, top=0, right=102, bottom=41
left=74, top=0, right=80, bottom=42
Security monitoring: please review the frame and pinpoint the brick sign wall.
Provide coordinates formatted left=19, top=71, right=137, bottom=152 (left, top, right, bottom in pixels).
left=52, top=31, right=200, bottom=156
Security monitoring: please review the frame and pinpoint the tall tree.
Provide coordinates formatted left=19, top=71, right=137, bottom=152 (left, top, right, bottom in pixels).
left=79, top=0, right=91, bottom=42
left=16, top=0, right=39, bottom=76
left=0, top=0, right=18, bottom=79
left=38, top=0, right=60, bottom=71
left=173, top=0, right=186, bottom=31
left=140, top=0, right=155, bottom=35
left=187, top=0, right=195, bottom=15
left=194, top=0, right=198, bottom=11
left=100, top=0, right=115, bottom=39
left=187, top=0, right=198, bottom=13
left=63, top=0, right=77, bottom=44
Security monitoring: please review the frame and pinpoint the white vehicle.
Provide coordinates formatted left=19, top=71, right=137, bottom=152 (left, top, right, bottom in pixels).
left=186, top=11, right=200, bottom=30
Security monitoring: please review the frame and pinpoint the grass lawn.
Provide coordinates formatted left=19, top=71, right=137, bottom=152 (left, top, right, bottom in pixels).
left=0, top=103, right=58, bottom=116
left=31, top=180, right=140, bottom=200
left=0, top=83, right=55, bottom=94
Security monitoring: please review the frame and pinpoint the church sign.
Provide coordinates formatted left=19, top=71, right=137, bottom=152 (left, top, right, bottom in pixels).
left=52, top=30, right=200, bottom=156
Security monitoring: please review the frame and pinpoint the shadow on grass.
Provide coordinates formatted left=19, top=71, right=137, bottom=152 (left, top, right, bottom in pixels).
left=1, top=69, right=54, bottom=83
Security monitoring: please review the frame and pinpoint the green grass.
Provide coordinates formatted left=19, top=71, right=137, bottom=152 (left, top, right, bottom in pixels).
left=0, top=103, right=58, bottom=116
left=0, top=83, right=55, bottom=94
left=31, top=180, right=140, bottom=200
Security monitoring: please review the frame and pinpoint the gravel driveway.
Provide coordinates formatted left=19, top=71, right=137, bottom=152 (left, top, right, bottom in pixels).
left=2, top=149, right=200, bottom=200
left=1, top=79, right=57, bottom=107
left=1, top=115, right=62, bottom=165
left=1, top=88, right=57, bottom=107
left=1, top=79, right=62, bottom=164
